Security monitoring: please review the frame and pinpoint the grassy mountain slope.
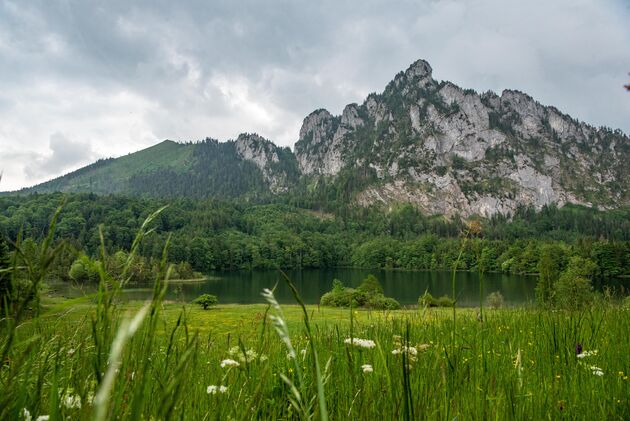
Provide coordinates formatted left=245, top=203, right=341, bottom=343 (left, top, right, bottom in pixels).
left=23, top=140, right=196, bottom=195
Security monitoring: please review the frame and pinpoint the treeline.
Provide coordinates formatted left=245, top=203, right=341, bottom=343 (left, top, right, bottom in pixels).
left=0, top=193, right=628, bottom=277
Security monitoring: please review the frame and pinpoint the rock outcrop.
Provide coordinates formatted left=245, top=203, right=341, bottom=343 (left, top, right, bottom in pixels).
left=293, top=59, right=629, bottom=217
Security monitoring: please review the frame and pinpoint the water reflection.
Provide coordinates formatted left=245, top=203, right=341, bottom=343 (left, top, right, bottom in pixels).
left=160, top=269, right=538, bottom=307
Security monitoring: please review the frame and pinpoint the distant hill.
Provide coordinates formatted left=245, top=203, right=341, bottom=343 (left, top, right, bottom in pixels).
left=14, top=135, right=299, bottom=200
left=9, top=59, right=630, bottom=217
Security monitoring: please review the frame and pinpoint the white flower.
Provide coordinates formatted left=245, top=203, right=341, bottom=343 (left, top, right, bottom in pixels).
left=590, top=366, right=604, bottom=376
left=22, top=408, right=31, bottom=421
left=35, top=417, right=49, bottom=421
left=67, top=348, right=75, bottom=356
left=220, top=359, right=240, bottom=368
left=362, top=364, right=373, bottom=373
left=392, top=346, right=417, bottom=356
left=227, top=347, right=260, bottom=363
left=577, top=350, right=598, bottom=359
left=207, top=385, right=228, bottom=395
left=344, top=338, right=376, bottom=349
left=62, top=392, right=82, bottom=409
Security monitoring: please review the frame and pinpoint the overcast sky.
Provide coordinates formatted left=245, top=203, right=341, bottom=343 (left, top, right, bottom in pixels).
left=1, top=0, right=629, bottom=191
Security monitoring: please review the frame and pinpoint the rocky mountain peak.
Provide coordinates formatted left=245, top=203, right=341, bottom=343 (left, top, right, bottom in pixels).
left=404, top=59, right=433, bottom=83
left=293, top=58, right=629, bottom=217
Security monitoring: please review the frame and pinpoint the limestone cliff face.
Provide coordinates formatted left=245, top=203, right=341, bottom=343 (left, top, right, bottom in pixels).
left=22, top=59, right=629, bottom=217
left=234, top=133, right=298, bottom=193
left=293, top=59, right=629, bottom=217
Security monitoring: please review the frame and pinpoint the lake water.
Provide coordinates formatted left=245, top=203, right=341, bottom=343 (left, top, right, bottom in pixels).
left=150, top=269, right=540, bottom=307
left=58, top=268, right=629, bottom=307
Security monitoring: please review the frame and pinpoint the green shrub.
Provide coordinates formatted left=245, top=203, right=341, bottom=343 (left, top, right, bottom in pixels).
left=553, top=276, right=594, bottom=310
left=419, top=292, right=455, bottom=307
left=366, top=294, right=401, bottom=310
left=68, top=254, right=100, bottom=283
left=192, top=293, right=219, bottom=310
left=320, top=288, right=365, bottom=308
left=486, top=291, right=505, bottom=309
left=357, top=274, right=384, bottom=295
left=551, top=256, right=597, bottom=309
left=320, top=276, right=399, bottom=309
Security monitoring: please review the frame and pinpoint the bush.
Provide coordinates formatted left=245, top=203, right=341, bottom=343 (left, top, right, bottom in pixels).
left=551, top=256, right=597, bottom=309
left=553, top=276, right=594, bottom=310
left=320, top=288, right=365, bottom=308
left=68, top=254, right=100, bottom=283
left=418, top=292, right=454, bottom=308
left=486, top=291, right=505, bottom=309
left=366, top=295, right=401, bottom=310
left=192, top=293, right=219, bottom=310
left=357, top=274, right=384, bottom=295
left=320, top=275, right=400, bottom=310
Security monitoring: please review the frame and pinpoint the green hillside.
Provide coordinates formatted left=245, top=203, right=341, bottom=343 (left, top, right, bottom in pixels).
left=12, top=137, right=298, bottom=200
left=25, top=140, right=196, bottom=195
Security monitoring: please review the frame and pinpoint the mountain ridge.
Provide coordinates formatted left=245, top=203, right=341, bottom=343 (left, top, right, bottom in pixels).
left=7, top=59, right=629, bottom=217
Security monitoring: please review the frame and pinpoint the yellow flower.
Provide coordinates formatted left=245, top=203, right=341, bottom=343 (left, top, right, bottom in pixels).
left=555, top=374, right=561, bottom=379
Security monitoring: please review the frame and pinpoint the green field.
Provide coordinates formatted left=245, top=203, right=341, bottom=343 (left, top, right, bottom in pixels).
left=2, top=291, right=629, bottom=420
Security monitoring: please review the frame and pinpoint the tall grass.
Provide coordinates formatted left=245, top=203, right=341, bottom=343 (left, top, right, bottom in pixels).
left=1, top=209, right=629, bottom=419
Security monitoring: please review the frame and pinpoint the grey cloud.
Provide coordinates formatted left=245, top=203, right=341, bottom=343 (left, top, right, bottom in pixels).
left=0, top=0, right=629, bottom=190
left=24, top=133, right=95, bottom=180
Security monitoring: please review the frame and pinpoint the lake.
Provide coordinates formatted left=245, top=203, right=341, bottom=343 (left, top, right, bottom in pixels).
left=57, top=268, right=630, bottom=307
left=137, top=269, right=540, bottom=307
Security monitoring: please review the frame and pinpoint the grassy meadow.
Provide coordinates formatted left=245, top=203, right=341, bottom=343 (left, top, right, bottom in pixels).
left=2, top=292, right=629, bottom=420
left=1, top=209, right=629, bottom=420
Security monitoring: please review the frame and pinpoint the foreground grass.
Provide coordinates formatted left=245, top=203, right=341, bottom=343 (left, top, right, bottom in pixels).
left=2, top=296, right=629, bottom=420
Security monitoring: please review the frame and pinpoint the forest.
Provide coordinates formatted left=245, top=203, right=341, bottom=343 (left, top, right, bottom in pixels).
left=0, top=193, right=628, bottom=281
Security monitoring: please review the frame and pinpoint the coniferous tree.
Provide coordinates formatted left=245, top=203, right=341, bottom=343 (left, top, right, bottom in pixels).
left=0, top=235, right=11, bottom=311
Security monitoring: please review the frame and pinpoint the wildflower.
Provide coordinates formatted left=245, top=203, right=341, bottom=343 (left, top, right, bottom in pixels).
left=62, top=390, right=82, bottom=409
left=590, top=366, right=604, bottom=376
left=391, top=346, right=418, bottom=356
left=207, top=385, right=228, bottom=395
left=67, top=348, right=75, bottom=356
left=227, top=347, right=260, bottom=363
left=22, top=408, right=31, bottom=421
left=577, top=350, right=598, bottom=359
left=220, top=359, right=240, bottom=368
left=362, top=364, right=373, bottom=373
left=35, top=417, right=49, bottom=421
left=344, top=338, right=376, bottom=349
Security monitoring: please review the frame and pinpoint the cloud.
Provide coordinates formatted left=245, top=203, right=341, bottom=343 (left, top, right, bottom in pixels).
left=0, top=0, right=629, bottom=190
left=24, top=133, right=95, bottom=180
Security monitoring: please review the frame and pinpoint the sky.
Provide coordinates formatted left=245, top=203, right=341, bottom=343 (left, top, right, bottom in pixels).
left=1, top=0, right=629, bottom=191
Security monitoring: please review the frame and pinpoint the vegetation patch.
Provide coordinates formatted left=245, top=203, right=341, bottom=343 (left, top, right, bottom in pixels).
left=320, top=275, right=401, bottom=310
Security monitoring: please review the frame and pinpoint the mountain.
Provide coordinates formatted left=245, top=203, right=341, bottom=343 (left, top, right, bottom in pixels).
left=18, top=134, right=298, bottom=199
left=294, top=60, right=629, bottom=217
left=11, top=59, right=630, bottom=217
